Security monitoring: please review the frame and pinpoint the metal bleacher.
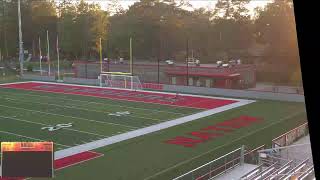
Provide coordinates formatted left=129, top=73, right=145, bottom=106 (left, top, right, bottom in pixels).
left=248, top=163, right=277, bottom=180
left=262, top=160, right=293, bottom=180
left=240, top=164, right=264, bottom=180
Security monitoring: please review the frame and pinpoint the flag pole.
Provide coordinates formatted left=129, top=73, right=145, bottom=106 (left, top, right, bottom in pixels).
left=130, top=37, right=132, bottom=75
left=39, top=36, right=42, bottom=75
left=47, top=30, right=50, bottom=76
left=99, top=37, right=102, bottom=73
left=57, top=34, right=60, bottom=81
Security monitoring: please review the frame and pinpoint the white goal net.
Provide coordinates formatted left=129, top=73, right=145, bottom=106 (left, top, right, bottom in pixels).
left=99, top=73, right=142, bottom=90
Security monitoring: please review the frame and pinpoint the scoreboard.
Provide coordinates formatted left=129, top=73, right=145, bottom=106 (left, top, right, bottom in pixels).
left=1, top=142, right=53, bottom=178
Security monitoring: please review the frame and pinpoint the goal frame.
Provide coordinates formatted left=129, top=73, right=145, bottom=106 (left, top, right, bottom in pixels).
left=99, top=72, right=142, bottom=90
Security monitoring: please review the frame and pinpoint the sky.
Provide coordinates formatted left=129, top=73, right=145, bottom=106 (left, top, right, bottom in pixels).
left=60, top=0, right=273, bottom=14
left=110, top=0, right=271, bottom=11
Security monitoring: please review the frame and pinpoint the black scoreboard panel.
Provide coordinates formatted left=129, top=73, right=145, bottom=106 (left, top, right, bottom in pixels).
left=1, top=142, right=53, bottom=178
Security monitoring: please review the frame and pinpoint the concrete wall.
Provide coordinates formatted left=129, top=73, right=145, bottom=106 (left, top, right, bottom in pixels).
left=20, top=75, right=305, bottom=103
left=63, top=77, right=99, bottom=86
left=163, top=84, right=305, bottom=102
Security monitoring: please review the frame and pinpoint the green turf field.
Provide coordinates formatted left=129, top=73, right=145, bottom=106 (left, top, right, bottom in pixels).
left=0, top=87, right=200, bottom=150
left=0, top=81, right=307, bottom=180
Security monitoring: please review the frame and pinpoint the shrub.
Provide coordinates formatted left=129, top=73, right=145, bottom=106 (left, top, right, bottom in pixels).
left=27, top=64, right=33, bottom=72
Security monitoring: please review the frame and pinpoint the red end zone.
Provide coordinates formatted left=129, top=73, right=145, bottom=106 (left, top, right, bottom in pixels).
left=0, top=82, right=238, bottom=109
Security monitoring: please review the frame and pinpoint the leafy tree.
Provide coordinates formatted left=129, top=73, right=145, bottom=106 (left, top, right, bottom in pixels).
left=255, top=0, right=300, bottom=83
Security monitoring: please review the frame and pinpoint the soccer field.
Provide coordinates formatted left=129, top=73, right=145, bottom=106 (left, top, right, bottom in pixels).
left=0, top=81, right=307, bottom=180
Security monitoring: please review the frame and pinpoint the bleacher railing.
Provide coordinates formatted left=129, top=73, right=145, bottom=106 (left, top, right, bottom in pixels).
left=272, top=123, right=308, bottom=148
left=172, top=146, right=244, bottom=180
left=244, top=144, right=265, bottom=165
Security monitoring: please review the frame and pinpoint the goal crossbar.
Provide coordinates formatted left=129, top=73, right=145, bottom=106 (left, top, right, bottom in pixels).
left=100, top=71, right=132, bottom=75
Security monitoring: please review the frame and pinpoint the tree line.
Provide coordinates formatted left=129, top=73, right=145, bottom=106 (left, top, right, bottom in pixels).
left=0, top=0, right=301, bottom=84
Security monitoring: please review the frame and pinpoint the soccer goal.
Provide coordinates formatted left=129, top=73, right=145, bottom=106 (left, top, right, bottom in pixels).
left=99, top=72, right=142, bottom=90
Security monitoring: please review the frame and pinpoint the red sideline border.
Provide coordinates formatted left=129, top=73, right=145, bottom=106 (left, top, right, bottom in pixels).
left=54, top=151, right=104, bottom=171
left=0, top=81, right=238, bottom=109
left=0, top=151, right=104, bottom=180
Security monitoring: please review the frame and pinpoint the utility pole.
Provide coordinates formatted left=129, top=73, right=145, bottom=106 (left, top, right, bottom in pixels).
left=39, top=36, right=42, bottom=75
left=56, top=35, right=60, bottom=81
left=2, top=0, right=8, bottom=58
left=186, top=38, right=189, bottom=86
left=18, top=0, right=24, bottom=76
left=130, top=37, right=133, bottom=75
left=47, top=30, right=51, bottom=76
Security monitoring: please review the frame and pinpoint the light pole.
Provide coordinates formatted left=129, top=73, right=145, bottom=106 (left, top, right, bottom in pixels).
left=2, top=0, right=9, bottom=58
left=186, top=38, right=189, bottom=86
left=18, top=0, right=24, bottom=76
left=158, top=16, right=164, bottom=84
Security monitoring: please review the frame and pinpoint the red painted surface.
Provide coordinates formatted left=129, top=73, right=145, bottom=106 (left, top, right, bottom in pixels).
left=142, top=83, right=164, bottom=90
left=0, top=82, right=237, bottom=109
left=164, top=136, right=204, bottom=147
left=0, top=177, right=25, bottom=180
left=164, top=115, right=262, bottom=148
left=54, top=151, right=103, bottom=170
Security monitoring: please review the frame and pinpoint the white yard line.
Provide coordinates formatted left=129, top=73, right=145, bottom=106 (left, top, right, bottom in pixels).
left=0, top=91, right=186, bottom=116
left=0, top=130, right=70, bottom=148
left=54, top=100, right=255, bottom=159
left=0, top=104, right=137, bottom=129
left=0, top=115, right=108, bottom=138
left=142, top=110, right=305, bottom=180
left=0, top=96, right=164, bottom=122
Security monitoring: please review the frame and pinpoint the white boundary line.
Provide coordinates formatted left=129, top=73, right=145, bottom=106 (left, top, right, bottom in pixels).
left=54, top=100, right=255, bottom=159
